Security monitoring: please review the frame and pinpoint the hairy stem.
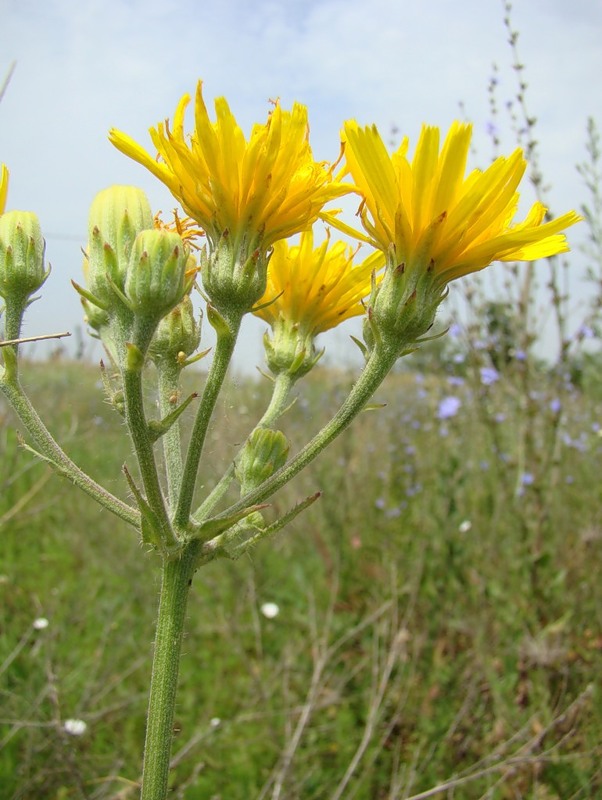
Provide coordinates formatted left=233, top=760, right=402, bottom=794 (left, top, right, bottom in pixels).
left=0, top=375, right=139, bottom=527
left=174, top=311, right=242, bottom=528
left=193, top=370, right=296, bottom=522
left=213, top=343, right=398, bottom=522
left=140, top=541, right=199, bottom=800
left=157, top=359, right=184, bottom=510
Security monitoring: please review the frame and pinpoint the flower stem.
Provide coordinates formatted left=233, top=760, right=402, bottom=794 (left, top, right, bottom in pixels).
left=174, top=312, right=242, bottom=528
left=213, top=343, right=398, bottom=521
left=193, top=370, right=295, bottom=521
left=140, top=541, right=199, bottom=800
left=157, top=359, right=184, bottom=509
left=123, top=364, right=175, bottom=545
left=0, top=375, right=139, bottom=527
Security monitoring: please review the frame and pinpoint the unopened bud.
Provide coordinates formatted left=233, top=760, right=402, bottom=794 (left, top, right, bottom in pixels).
left=124, top=229, right=188, bottom=320
left=86, top=186, right=153, bottom=305
left=235, top=428, right=289, bottom=495
left=0, top=211, right=48, bottom=302
left=149, top=294, right=201, bottom=363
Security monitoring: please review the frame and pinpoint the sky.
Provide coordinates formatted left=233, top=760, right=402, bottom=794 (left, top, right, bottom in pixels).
left=0, top=0, right=600, bottom=371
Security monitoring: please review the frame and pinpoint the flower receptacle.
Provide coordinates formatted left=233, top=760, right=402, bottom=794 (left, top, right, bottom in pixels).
left=201, top=233, right=269, bottom=316
left=262, top=320, right=323, bottom=380
left=364, top=250, right=447, bottom=357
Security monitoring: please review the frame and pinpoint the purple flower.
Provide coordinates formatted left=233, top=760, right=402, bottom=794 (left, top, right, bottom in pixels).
left=447, top=376, right=465, bottom=387
left=448, top=323, right=462, bottom=338
left=549, top=398, right=562, bottom=414
left=576, top=324, right=594, bottom=340
left=480, top=366, right=500, bottom=386
left=437, top=396, right=462, bottom=420
left=521, top=472, right=535, bottom=486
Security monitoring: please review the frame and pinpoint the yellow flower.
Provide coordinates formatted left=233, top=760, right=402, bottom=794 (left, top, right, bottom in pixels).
left=0, top=165, right=9, bottom=214
left=254, top=229, right=382, bottom=377
left=335, top=120, right=581, bottom=286
left=255, top=229, right=382, bottom=336
left=109, top=82, right=348, bottom=252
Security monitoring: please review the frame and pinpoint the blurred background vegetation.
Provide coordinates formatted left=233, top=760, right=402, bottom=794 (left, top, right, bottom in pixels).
left=1, top=6, right=602, bottom=798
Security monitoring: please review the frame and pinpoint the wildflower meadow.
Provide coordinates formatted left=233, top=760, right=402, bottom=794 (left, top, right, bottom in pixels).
left=1, top=8, right=601, bottom=800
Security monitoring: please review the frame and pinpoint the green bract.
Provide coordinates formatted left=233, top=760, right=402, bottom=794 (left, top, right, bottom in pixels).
left=0, top=210, right=47, bottom=303
left=125, top=229, right=188, bottom=321
left=235, top=427, right=290, bottom=496
left=149, top=294, right=201, bottom=365
left=200, top=234, right=270, bottom=317
left=86, top=185, right=154, bottom=305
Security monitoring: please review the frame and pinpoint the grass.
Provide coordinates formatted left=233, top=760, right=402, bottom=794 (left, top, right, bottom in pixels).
left=0, top=355, right=601, bottom=799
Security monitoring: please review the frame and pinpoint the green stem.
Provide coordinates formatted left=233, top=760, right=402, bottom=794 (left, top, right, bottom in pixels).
left=259, top=371, right=296, bottom=428
left=2, top=298, right=26, bottom=380
left=140, top=541, right=199, bottom=800
left=174, top=312, right=242, bottom=528
left=213, top=343, right=398, bottom=522
left=123, top=365, right=174, bottom=544
left=157, top=359, right=184, bottom=509
left=0, top=375, right=139, bottom=527
left=193, top=371, right=296, bottom=522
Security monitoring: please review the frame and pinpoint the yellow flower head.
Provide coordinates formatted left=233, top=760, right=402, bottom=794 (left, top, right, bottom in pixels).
left=109, top=82, right=349, bottom=252
left=338, top=120, right=581, bottom=286
left=254, top=229, right=382, bottom=337
left=0, top=165, right=9, bottom=214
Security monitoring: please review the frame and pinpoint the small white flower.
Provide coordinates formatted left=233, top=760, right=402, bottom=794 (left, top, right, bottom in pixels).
left=209, top=717, right=221, bottom=728
left=458, top=520, right=472, bottom=534
left=63, top=719, right=87, bottom=736
left=33, top=617, right=49, bottom=630
left=260, top=602, right=280, bottom=619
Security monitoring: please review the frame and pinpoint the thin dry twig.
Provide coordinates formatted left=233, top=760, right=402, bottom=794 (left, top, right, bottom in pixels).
left=0, top=331, right=71, bottom=347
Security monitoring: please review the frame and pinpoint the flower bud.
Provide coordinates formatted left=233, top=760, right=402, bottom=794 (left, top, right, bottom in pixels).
left=124, top=229, right=188, bottom=320
left=0, top=211, right=48, bottom=302
left=149, top=294, right=201, bottom=364
left=235, top=428, right=290, bottom=496
left=86, top=186, right=153, bottom=305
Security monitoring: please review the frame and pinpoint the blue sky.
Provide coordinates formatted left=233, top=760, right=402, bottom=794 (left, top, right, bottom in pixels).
left=0, top=0, right=600, bottom=369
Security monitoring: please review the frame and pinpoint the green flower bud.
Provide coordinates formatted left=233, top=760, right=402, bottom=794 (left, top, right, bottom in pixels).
left=124, top=229, right=188, bottom=320
left=149, top=294, right=201, bottom=364
left=235, top=428, right=290, bottom=496
left=201, top=233, right=269, bottom=316
left=0, top=211, right=48, bottom=302
left=86, top=186, right=153, bottom=305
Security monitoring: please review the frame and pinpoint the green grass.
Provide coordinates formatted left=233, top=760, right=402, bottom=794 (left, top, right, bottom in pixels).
left=1, top=359, right=601, bottom=799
